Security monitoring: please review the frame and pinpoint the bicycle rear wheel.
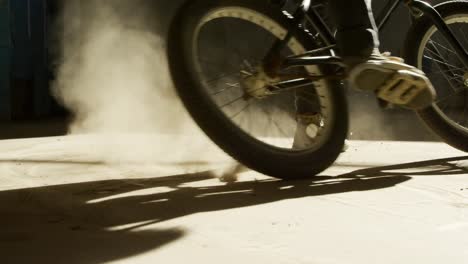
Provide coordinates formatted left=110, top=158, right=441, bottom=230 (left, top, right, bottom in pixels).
left=405, top=0, right=468, bottom=151
left=167, top=0, right=349, bottom=179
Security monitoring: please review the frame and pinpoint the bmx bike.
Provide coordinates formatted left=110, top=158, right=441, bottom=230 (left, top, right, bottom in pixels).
left=167, top=0, right=468, bottom=179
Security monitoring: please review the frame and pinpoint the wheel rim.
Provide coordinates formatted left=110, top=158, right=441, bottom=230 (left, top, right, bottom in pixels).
left=417, top=14, right=468, bottom=133
left=188, top=6, right=336, bottom=152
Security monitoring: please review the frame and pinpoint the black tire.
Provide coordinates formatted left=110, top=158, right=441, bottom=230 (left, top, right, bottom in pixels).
left=404, top=0, right=468, bottom=152
left=167, top=0, right=348, bottom=179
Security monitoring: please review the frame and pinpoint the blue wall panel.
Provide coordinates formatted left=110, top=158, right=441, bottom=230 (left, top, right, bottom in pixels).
left=0, top=49, right=11, bottom=120
left=11, top=0, right=34, bottom=80
left=0, top=0, right=51, bottom=120
left=0, top=0, right=11, bottom=48
left=0, top=0, right=11, bottom=120
left=30, top=0, right=51, bottom=116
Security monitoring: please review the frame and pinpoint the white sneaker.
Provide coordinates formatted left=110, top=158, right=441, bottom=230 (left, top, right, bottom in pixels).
left=348, top=53, right=436, bottom=110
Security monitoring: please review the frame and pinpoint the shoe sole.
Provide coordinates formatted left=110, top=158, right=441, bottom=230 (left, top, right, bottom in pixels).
left=349, top=60, right=436, bottom=110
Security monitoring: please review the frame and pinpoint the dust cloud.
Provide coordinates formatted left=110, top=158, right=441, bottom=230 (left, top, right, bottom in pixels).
left=51, top=0, right=234, bottom=171
left=53, top=0, right=185, bottom=134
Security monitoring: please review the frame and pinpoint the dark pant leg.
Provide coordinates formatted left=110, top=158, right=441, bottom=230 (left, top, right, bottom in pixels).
left=327, top=0, right=380, bottom=63
left=295, top=0, right=380, bottom=116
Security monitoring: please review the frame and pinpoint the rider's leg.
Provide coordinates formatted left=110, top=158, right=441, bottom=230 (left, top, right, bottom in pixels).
left=329, top=0, right=379, bottom=65
left=293, top=0, right=431, bottom=149
left=328, top=0, right=436, bottom=110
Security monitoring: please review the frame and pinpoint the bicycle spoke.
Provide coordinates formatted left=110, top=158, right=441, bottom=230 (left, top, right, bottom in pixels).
left=425, top=46, right=449, bottom=62
left=219, top=94, right=246, bottom=109
left=429, top=39, right=458, bottom=55
left=204, top=71, right=241, bottom=84
left=223, top=19, right=250, bottom=65
left=230, top=101, right=252, bottom=120
left=425, top=67, right=465, bottom=75
left=436, top=88, right=466, bottom=103
left=241, top=70, right=253, bottom=76
left=198, top=57, right=232, bottom=70
left=426, top=72, right=466, bottom=86
left=443, top=74, right=465, bottom=83
left=242, top=60, right=255, bottom=72
left=427, top=69, right=465, bottom=83
left=211, top=82, right=240, bottom=96
left=459, top=25, right=468, bottom=46
left=424, top=56, right=465, bottom=94
left=423, top=55, right=465, bottom=71
left=260, top=106, right=290, bottom=138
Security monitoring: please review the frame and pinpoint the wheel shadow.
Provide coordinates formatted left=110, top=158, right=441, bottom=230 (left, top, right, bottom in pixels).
left=0, top=155, right=467, bottom=264
left=336, top=156, right=468, bottom=178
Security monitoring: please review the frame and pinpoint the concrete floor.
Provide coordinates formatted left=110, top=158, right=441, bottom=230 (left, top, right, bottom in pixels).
left=1, top=135, right=467, bottom=264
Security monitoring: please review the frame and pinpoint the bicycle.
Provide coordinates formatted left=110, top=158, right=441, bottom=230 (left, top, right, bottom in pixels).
left=167, top=0, right=468, bottom=179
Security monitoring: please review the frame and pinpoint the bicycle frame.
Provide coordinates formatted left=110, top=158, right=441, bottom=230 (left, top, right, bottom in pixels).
left=268, top=0, right=468, bottom=73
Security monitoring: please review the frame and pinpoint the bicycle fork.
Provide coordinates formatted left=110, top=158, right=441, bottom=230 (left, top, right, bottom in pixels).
left=262, top=0, right=343, bottom=82
left=406, top=0, right=468, bottom=70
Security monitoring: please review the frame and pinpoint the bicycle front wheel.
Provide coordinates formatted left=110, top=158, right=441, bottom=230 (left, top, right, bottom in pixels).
left=405, top=0, right=468, bottom=152
left=167, top=0, right=349, bottom=179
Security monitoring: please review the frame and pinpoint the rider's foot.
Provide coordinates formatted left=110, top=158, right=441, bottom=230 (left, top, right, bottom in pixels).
left=347, top=51, right=436, bottom=110
left=293, top=113, right=322, bottom=150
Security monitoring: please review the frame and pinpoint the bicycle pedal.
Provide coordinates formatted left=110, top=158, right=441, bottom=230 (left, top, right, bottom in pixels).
left=376, top=69, right=433, bottom=107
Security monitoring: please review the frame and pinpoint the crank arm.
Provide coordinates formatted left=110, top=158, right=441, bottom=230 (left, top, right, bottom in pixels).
left=276, top=73, right=345, bottom=82
left=267, top=74, right=345, bottom=94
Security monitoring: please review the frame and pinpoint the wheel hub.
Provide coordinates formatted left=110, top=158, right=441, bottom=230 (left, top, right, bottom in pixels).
left=242, top=67, right=280, bottom=99
left=464, top=72, right=468, bottom=87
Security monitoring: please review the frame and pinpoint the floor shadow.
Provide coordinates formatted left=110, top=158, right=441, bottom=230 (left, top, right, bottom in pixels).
left=337, top=156, right=468, bottom=178
left=1, top=155, right=467, bottom=263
